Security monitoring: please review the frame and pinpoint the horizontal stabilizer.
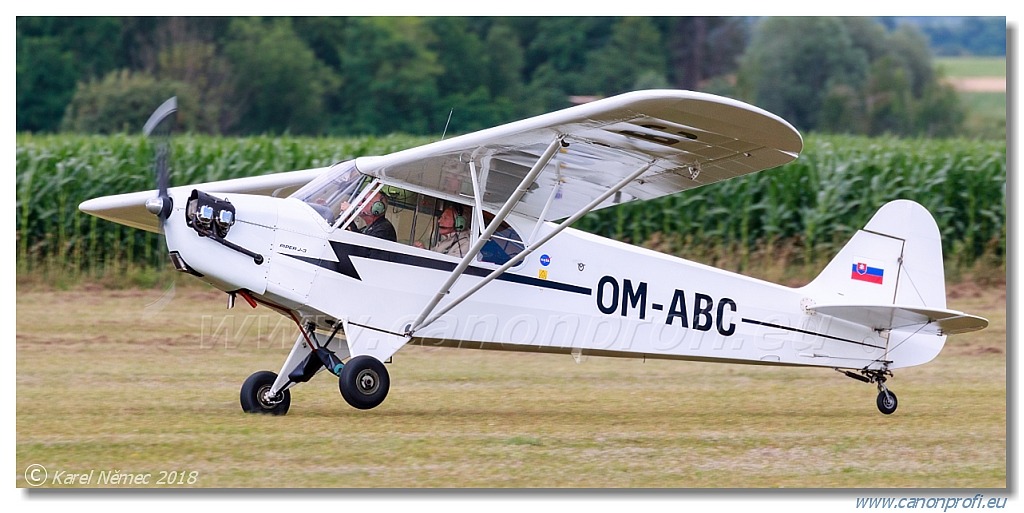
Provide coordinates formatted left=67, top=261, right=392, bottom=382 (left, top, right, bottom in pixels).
left=809, top=304, right=989, bottom=335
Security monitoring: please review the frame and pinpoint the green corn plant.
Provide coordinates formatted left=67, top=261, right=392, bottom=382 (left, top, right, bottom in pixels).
left=15, top=133, right=1005, bottom=281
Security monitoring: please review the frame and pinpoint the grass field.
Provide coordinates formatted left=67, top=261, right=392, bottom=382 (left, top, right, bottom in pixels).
left=15, top=278, right=1006, bottom=489
left=935, top=57, right=1006, bottom=78
left=935, top=55, right=1006, bottom=140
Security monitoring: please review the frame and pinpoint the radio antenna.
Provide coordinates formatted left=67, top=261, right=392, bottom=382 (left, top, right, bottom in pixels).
left=440, top=109, right=454, bottom=141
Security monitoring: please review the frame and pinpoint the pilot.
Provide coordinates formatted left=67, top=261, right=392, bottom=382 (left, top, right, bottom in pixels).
left=415, top=204, right=470, bottom=257
left=355, top=192, right=397, bottom=242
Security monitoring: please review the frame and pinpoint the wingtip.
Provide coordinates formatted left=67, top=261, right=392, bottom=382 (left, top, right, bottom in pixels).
left=78, top=197, right=104, bottom=214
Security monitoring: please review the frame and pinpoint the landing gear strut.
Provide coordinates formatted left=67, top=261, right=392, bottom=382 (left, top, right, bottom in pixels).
left=839, top=366, right=898, bottom=415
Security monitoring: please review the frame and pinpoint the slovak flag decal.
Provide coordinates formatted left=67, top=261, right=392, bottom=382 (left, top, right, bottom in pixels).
left=851, top=262, right=884, bottom=284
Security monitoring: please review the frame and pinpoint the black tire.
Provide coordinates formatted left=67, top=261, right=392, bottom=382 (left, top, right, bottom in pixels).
left=876, top=389, right=898, bottom=415
left=240, top=370, right=291, bottom=415
left=339, top=356, right=390, bottom=410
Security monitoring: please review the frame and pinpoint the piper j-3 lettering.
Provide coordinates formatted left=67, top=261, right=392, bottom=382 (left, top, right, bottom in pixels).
left=80, top=90, right=988, bottom=416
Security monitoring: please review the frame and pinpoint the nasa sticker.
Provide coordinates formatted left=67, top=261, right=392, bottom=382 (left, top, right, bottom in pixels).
left=539, top=254, right=551, bottom=266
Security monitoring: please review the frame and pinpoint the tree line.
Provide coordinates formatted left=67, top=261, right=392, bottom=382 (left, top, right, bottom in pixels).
left=17, top=16, right=992, bottom=138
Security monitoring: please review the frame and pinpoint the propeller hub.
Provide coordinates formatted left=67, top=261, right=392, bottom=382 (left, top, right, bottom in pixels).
left=145, top=196, right=172, bottom=219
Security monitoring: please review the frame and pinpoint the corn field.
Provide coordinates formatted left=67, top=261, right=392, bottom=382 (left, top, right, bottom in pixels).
left=16, top=133, right=1005, bottom=281
left=576, top=135, right=1006, bottom=272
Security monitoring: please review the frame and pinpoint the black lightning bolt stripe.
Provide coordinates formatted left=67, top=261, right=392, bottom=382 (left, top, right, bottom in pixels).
left=285, top=240, right=592, bottom=295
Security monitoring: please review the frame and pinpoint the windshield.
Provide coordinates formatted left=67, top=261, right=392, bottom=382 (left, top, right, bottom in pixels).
left=290, top=161, right=367, bottom=225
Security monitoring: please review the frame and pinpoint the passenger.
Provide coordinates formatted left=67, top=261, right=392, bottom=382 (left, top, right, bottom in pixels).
left=355, top=192, right=397, bottom=242
left=415, top=204, right=470, bottom=257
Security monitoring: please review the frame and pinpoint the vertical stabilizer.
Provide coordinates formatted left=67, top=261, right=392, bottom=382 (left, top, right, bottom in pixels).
left=803, top=199, right=947, bottom=310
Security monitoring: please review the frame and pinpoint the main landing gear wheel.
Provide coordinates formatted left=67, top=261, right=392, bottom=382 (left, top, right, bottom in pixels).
left=876, top=388, right=898, bottom=415
left=240, top=370, right=291, bottom=415
left=339, top=356, right=390, bottom=410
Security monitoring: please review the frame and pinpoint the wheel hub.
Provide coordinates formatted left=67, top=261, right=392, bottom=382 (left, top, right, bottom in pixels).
left=880, top=391, right=896, bottom=409
left=356, top=369, right=379, bottom=395
left=257, top=385, right=283, bottom=408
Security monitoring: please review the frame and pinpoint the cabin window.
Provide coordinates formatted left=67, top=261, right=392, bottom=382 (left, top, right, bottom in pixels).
left=478, top=212, right=525, bottom=266
left=362, top=187, right=526, bottom=266
left=295, top=170, right=526, bottom=265
left=289, top=161, right=367, bottom=225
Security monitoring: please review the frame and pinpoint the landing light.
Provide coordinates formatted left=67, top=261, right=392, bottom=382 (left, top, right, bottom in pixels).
left=197, top=204, right=215, bottom=229
left=186, top=189, right=237, bottom=239
left=216, top=209, right=235, bottom=230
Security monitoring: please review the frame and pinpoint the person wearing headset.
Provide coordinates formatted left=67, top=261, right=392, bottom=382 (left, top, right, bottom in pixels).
left=355, top=191, right=397, bottom=242
left=415, top=204, right=470, bottom=256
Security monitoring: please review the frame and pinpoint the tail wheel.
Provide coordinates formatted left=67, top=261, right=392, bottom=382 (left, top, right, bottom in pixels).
left=240, top=370, right=291, bottom=415
left=339, top=356, right=390, bottom=410
left=876, top=389, right=898, bottom=415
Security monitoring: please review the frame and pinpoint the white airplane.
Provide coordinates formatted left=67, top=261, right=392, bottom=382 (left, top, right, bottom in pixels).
left=80, top=90, right=988, bottom=416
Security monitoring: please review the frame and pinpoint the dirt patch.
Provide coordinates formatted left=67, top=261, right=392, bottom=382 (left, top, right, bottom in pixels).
left=946, top=77, right=1005, bottom=93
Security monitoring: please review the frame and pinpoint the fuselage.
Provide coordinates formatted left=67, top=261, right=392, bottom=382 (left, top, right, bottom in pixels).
left=163, top=187, right=898, bottom=372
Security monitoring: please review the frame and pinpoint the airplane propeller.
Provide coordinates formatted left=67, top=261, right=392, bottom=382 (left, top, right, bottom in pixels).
left=143, top=97, right=178, bottom=222
left=140, top=97, right=179, bottom=317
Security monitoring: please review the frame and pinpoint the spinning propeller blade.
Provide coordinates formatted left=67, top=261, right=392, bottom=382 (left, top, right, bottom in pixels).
left=143, top=97, right=178, bottom=221
left=141, top=97, right=180, bottom=315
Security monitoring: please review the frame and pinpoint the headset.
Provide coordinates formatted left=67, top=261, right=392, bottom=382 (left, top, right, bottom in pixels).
left=438, top=203, right=467, bottom=231
left=452, top=204, right=467, bottom=232
left=369, top=194, right=387, bottom=216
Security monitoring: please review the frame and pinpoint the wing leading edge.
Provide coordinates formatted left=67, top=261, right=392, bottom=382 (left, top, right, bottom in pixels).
left=356, top=90, right=803, bottom=221
left=79, top=167, right=328, bottom=233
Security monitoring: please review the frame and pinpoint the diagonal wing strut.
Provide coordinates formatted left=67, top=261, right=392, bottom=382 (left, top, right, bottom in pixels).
left=407, top=135, right=565, bottom=334
left=407, top=147, right=656, bottom=335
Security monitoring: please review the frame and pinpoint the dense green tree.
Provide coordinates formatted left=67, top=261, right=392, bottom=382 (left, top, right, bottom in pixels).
left=16, top=35, right=77, bottom=132
left=665, top=17, right=748, bottom=90
left=422, top=17, right=516, bottom=133
left=818, top=83, right=864, bottom=134
left=913, top=81, right=966, bottom=138
left=291, top=17, right=350, bottom=70
left=60, top=69, right=197, bottom=133
left=864, top=56, right=913, bottom=136
left=15, top=16, right=983, bottom=138
left=839, top=17, right=891, bottom=63
left=887, top=25, right=936, bottom=97
left=426, top=17, right=489, bottom=99
left=915, top=16, right=1005, bottom=56
left=156, top=41, right=236, bottom=134
left=737, top=17, right=868, bottom=132
left=335, top=17, right=443, bottom=134
left=737, top=16, right=963, bottom=137
left=223, top=17, right=340, bottom=135
left=16, top=17, right=124, bottom=132
left=18, top=17, right=123, bottom=77
left=583, top=17, right=667, bottom=95
left=957, top=17, right=1006, bottom=56
left=484, top=23, right=525, bottom=101
left=521, top=17, right=615, bottom=109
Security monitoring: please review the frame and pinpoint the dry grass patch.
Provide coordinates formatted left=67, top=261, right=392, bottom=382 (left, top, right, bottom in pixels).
left=16, top=282, right=1006, bottom=488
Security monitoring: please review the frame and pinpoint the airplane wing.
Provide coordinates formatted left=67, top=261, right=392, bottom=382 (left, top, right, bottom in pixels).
left=79, top=167, right=328, bottom=233
left=808, top=304, right=989, bottom=335
left=355, top=90, right=803, bottom=221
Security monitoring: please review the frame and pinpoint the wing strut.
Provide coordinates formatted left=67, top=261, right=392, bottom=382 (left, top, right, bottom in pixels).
left=407, top=135, right=566, bottom=334
left=408, top=157, right=656, bottom=335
